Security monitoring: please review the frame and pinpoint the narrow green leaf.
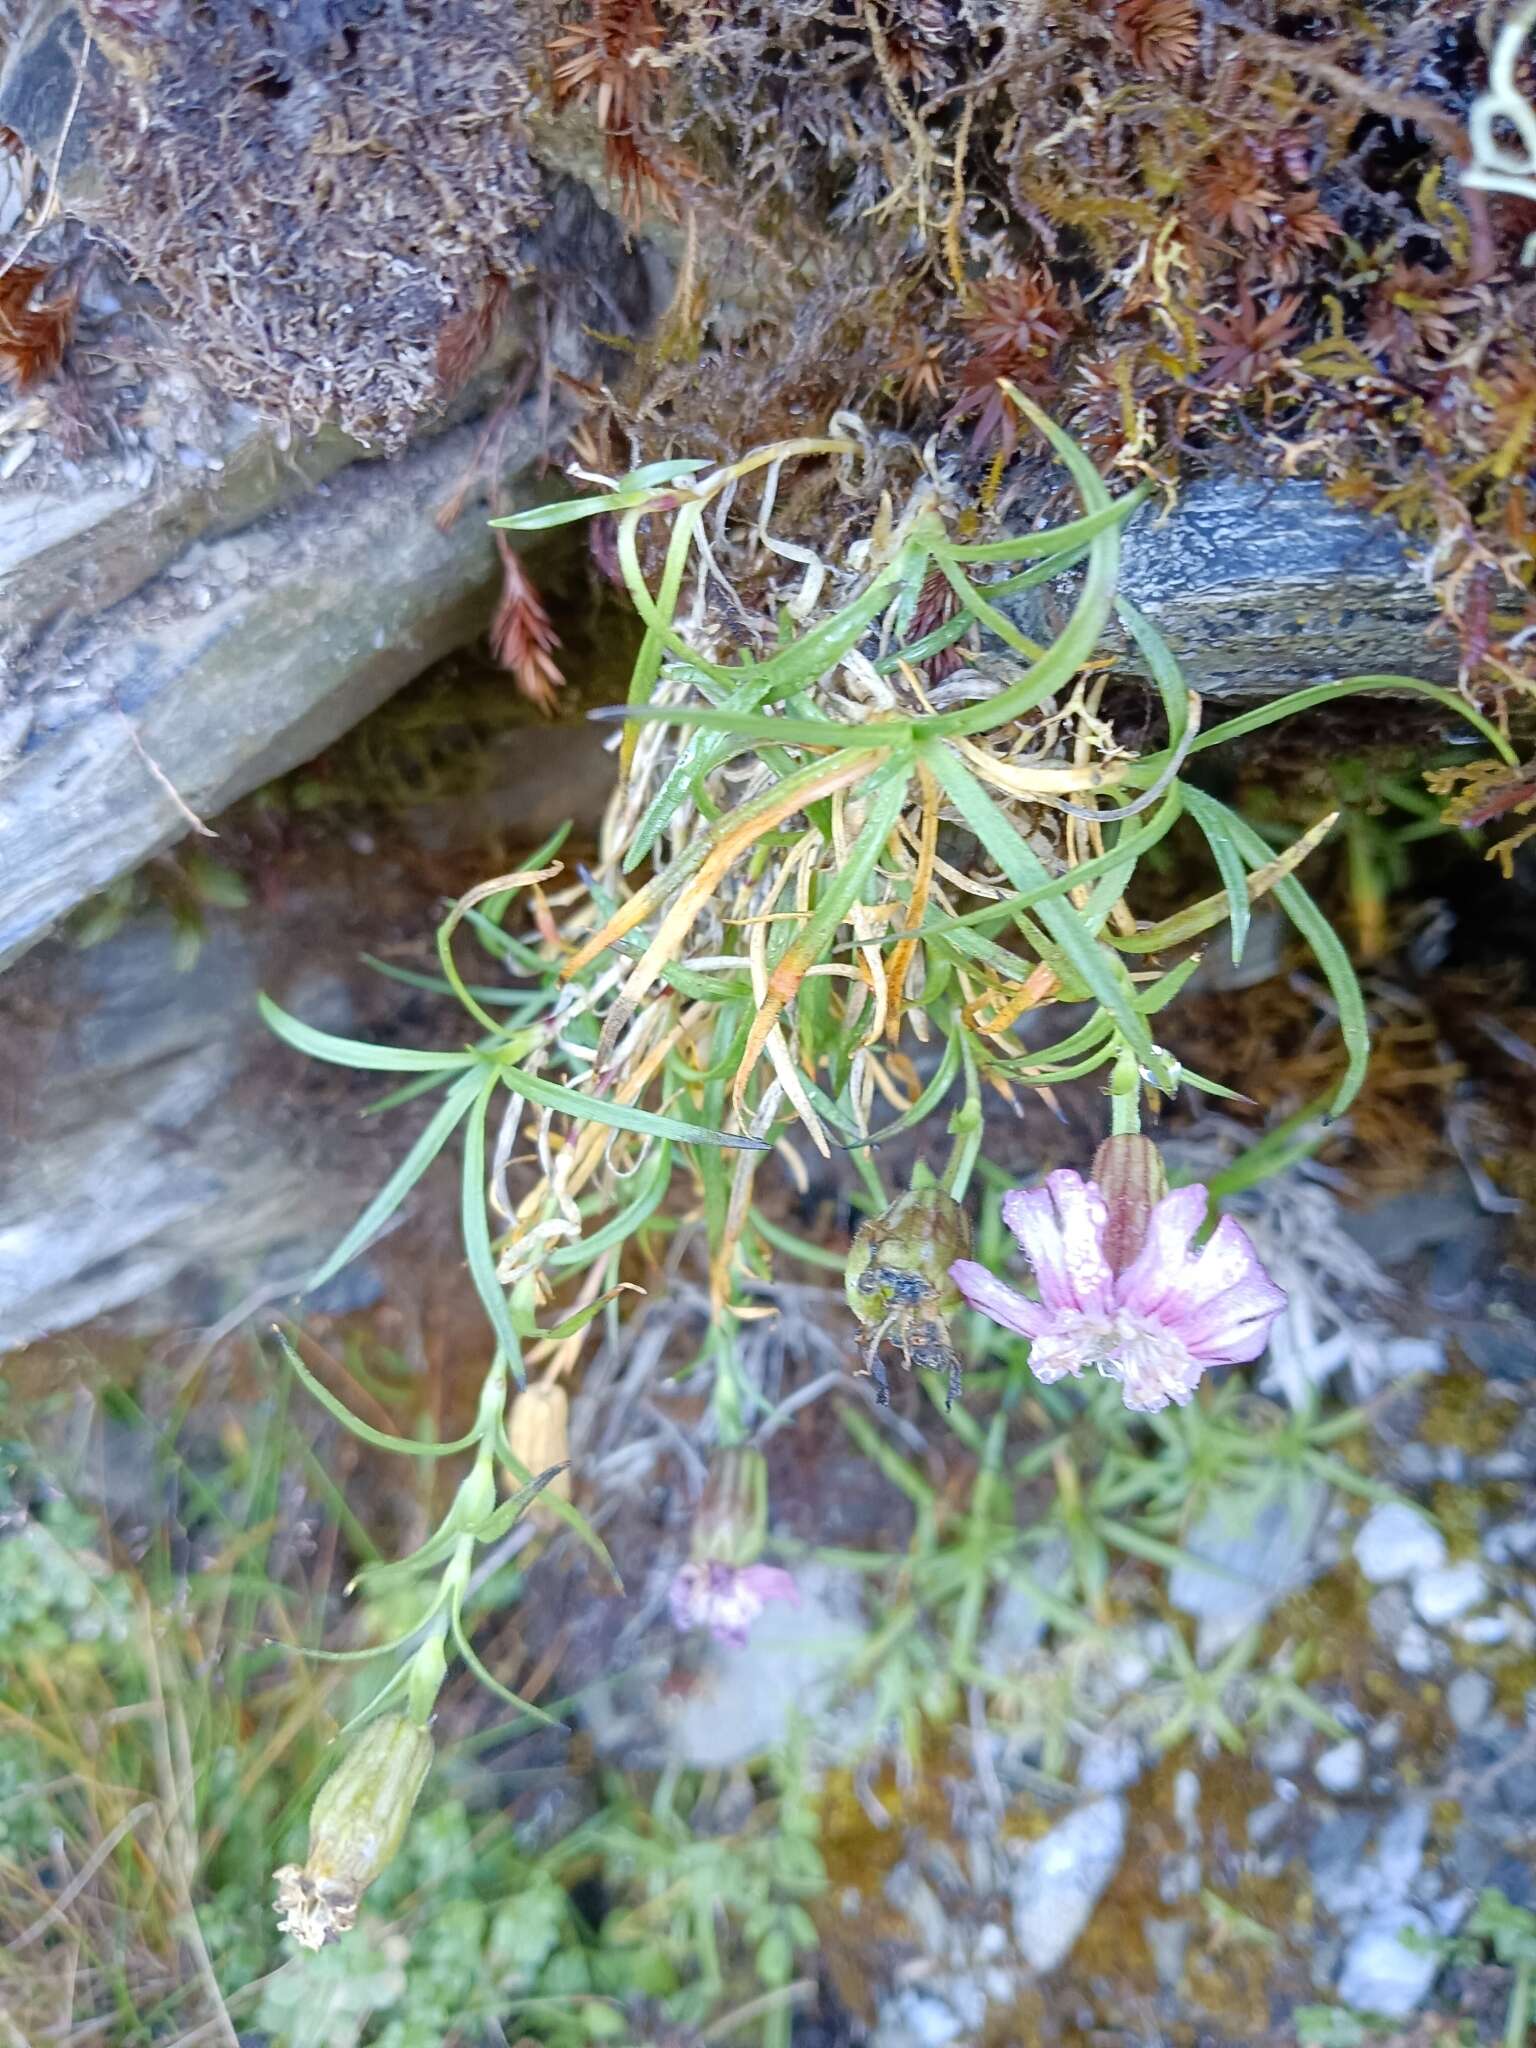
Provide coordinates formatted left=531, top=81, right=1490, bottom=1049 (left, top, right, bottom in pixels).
left=934, top=490, right=1146, bottom=563
left=922, top=745, right=1169, bottom=1082
left=1181, top=784, right=1251, bottom=965
left=845, top=1029, right=962, bottom=1151
left=1116, top=596, right=1191, bottom=750
left=1157, top=676, right=1518, bottom=771
left=259, top=993, right=481, bottom=1073
left=461, top=1075, right=527, bottom=1378
left=450, top=1584, right=560, bottom=1727
left=271, top=1331, right=483, bottom=1458
left=548, top=1143, right=673, bottom=1266
left=510, top=1063, right=766, bottom=1149
left=1208, top=796, right=1371, bottom=1118
left=839, top=1404, right=938, bottom=1508
left=308, top=1068, right=482, bottom=1290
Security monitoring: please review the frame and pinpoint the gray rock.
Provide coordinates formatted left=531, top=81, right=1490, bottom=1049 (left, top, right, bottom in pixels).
left=1354, top=1503, right=1447, bottom=1584
left=980, top=1545, right=1070, bottom=1672
left=1010, top=1797, right=1127, bottom=1973
left=1412, top=1561, right=1488, bottom=1627
left=1077, top=1729, right=1143, bottom=1795
left=1315, top=1738, right=1366, bottom=1796
left=1456, top=1611, right=1513, bottom=1646
left=1394, top=1622, right=1438, bottom=1675
left=871, top=1989, right=972, bottom=2048
left=1008, top=477, right=1453, bottom=699
left=0, top=413, right=536, bottom=968
left=0, top=697, right=617, bottom=1343
left=1446, top=1671, right=1495, bottom=1736
left=0, top=167, right=663, bottom=968
left=1143, top=1917, right=1191, bottom=1989
left=1168, top=1481, right=1327, bottom=1659
left=1375, top=1802, right=1429, bottom=1898
left=1336, top=1907, right=1440, bottom=2018
left=1310, top=1811, right=1377, bottom=1919
left=1459, top=1318, right=1536, bottom=1382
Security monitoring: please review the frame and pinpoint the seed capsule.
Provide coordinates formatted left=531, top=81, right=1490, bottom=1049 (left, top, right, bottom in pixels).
left=274, top=1714, right=434, bottom=1950
left=505, top=1380, right=572, bottom=1508
left=844, top=1183, right=972, bottom=1406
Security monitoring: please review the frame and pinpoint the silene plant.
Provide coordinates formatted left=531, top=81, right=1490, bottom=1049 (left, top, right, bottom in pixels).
left=259, top=389, right=1510, bottom=1927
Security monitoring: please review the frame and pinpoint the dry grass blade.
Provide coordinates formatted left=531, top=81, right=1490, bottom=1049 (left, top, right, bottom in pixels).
left=1119, top=808, right=1341, bottom=952
left=590, top=752, right=882, bottom=1014
left=884, top=761, right=940, bottom=1043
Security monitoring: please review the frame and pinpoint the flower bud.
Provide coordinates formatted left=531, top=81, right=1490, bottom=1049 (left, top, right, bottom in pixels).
left=690, top=1445, right=769, bottom=1568
left=505, top=1381, right=572, bottom=1509
left=274, top=1714, right=434, bottom=1950
left=1090, top=1134, right=1168, bottom=1274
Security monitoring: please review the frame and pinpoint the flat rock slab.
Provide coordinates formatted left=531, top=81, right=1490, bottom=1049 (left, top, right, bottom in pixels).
left=0, top=409, right=543, bottom=967
left=1013, top=477, right=1454, bottom=697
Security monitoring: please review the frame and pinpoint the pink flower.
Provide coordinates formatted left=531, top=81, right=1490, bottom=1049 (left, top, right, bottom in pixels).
left=668, top=1561, right=800, bottom=1647
left=949, top=1167, right=1286, bottom=1413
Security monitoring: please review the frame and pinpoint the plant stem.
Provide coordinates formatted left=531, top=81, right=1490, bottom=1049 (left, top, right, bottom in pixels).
left=1109, top=1044, right=1142, bottom=1135
left=1506, top=1957, right=1532, bottom=2048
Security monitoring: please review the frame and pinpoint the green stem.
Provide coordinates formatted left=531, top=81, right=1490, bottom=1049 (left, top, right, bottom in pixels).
left=1109, top=1045, right=1142, bottom=1136
left=711, top=1325, right=748, bottom=1448
left=1507, top=1957, right=1532, bottom=2048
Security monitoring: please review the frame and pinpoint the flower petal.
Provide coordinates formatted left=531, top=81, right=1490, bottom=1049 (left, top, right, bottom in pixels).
left=1113, top=1182, right=1209, bottom=1319
left=950, top=1258, right=1054, bottom=1338
left=1167, top=1217, right=1287, bottom=1360
left=737, top=1564, right=800, bottom=1611
left=1003, top=1172, right=1113, bottom=1312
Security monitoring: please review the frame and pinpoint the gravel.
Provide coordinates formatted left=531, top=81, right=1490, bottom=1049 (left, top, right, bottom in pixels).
left=1411, top=1561, right=1489, bottom=1626
left=1010, top=1799, right=1128, bottom=1973
left=1315, top=1738, right=1366, bottom=1795
left=1353, top=1503, right=1447, bottom=1584
left=1336, top=1906, right=1440, bottom=2017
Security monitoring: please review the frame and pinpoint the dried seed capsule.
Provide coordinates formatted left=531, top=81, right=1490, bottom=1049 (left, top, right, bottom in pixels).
left=273, top=1714, right=433, bottom=1950
left=844, top=1183, right=972, bottom=1406
left=505, top=1380, right=572, bottom=1507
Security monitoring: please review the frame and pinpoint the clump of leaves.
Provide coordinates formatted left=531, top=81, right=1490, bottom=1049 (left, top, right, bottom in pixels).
left=260, top=398, right=1509, bottom=1741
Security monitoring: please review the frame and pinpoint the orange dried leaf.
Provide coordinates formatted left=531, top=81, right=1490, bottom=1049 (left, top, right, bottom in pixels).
left=0, top=264, right=75, bottom=390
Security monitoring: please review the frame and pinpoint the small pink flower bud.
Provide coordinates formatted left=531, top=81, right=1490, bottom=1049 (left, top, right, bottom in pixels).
left=1090, top=1134, right=1169, bottom=1274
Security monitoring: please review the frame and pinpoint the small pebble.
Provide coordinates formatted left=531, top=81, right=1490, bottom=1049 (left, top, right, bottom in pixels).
left=1413, top=1561, right=1488, bottom=1627
left=1337, top=1908, right=1440, bottom=2017
left=1447, top=1671, right=1494, bottom=1735
left=1316, top=1737, right=1366, bottom=1795
left=1396, top=1622, right=1436, bottom=1674
left=1455, top=1611, right=1512, bottom=1647
left=1355, top=1502, right=1447, bottom=1584
left=1487, top=1520, right=1536, bottom=1565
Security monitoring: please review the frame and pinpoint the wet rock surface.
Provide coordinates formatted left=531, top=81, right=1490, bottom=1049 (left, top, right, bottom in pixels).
left=0, top=669, right=617, bottom=1345
left=1010, top=477, right=1455, bottom=697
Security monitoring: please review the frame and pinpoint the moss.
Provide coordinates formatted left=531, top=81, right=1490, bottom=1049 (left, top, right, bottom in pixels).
left=1491, top=1651, right=1536, bottom=1721
left=1419, top=1368, right=1520, bottom=1457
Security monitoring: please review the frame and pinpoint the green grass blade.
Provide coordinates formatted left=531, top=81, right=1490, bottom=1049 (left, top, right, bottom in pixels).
left=935, top=490, right=1147, bottom=563
left=1140, top=676, right=1518, bottom=773
left=1116, top=596, right=1191, bottom=750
